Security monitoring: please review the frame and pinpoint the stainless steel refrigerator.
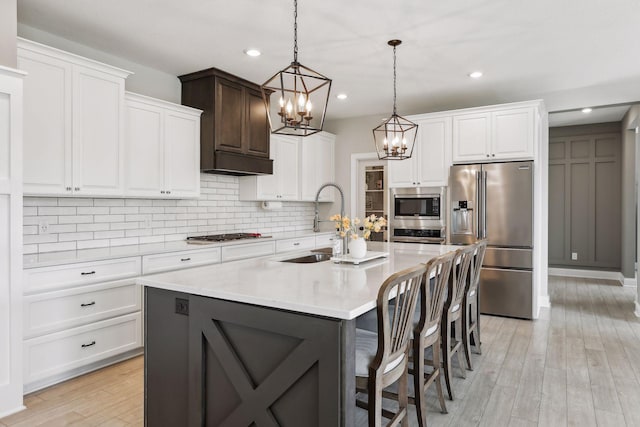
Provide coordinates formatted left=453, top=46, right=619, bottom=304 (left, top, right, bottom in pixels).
left=450, top=161, right=533, bottom=319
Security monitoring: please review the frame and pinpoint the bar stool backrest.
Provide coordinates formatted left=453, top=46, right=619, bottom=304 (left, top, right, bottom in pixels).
left=416, top=252, right=456, bottom=338
left=372, top=264, right=426, bottom=374
left=446, top=246, right=474, bottom=312
left=468, top=239, right=488, bottom=295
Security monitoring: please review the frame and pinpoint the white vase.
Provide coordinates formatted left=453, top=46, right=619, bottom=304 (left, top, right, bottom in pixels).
left=349, top=238, right=367, bottom=259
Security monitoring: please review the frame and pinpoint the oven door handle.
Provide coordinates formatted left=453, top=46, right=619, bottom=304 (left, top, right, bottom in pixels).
left=391, top=237, right=445, bottom=244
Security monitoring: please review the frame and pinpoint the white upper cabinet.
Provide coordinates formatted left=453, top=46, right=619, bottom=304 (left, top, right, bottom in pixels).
left=239, top=132, right=335, bottom=202
left=452, top=106, right=535, bottom=163
left=300, top=132, right=335, bottom=202
left=388, top=116, right=451, bottom=188
left=239, top=134, right=299, bottom=201
left=18, top=38, right=132, bottom=197
left=125, top=93, right=201, bottom=198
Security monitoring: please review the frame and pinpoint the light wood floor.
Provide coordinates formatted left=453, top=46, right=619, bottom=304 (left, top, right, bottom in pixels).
left=2, top=275, right=639, bottom=427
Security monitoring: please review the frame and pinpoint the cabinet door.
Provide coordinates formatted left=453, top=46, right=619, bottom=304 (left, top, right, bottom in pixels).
left=416, top=116, right=451, bottom=186
left=165, top=110, right=200, bottom=198
left=254, top=137, right=280, bottom=200
left=72, top=65, right=125, bottom=196
left=19, top=50, right=73, bottom=195
left=300, top=133, right=335, bottom=201
left=124, top=100, right=164, bottom=197
left=387, top=153, right=417, bottom=188
left=214, top=77, right=244, bottom=154
left=276, top=135, right=299, bottom=200
left=491, top=107, right=534, bottom=160
left=452, top=112, right=491, bottom=163
left=245, top=87, right=270, bottom=158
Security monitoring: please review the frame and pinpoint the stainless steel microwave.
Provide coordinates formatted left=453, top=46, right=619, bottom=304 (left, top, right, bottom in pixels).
left=392, top=187, right=443, bottom=220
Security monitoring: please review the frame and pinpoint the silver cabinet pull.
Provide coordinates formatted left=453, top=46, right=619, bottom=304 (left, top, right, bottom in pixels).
left=81, top=271, right=96, bottom=276
left=293, top=242, right=300, bottom=246
left=161, top=190, right=165, bottom=194
left=74, top=187, right=80, bottom=191
left=167, top=191, right=171, bottom=194
left=80, top=301, right=96, bottom=307
left=81, top=341, right=96, bottom=348
left=66, top=186, right=72, bottom=191
left=180, top=257, right=191, bottom=262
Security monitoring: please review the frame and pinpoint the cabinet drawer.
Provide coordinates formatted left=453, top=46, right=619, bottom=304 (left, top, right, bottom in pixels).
left=221, top=241, right=275, bottom=262
left=275, top=236, right=316, bottom=253
left=24, top=279, right=141, bottom=338
left=142, top=247, right=221, bottom=275
left=23, top=312, right=142, bottom=384
left=315, top=233, right=337, bottom=248
left=23, top=257, right=142, bottom=295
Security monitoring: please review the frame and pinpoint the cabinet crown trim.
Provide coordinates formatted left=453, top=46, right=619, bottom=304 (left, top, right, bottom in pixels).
left=125, top=92, right=203, bottom=116
left=17, top=37, right=133, bottom=78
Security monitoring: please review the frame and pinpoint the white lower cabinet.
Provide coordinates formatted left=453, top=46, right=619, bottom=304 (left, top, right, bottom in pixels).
left=23, top=313, right=141, bottom=389
left=23, top=257, right=142, bottom=392
left=275, top=236, right=316, bottom=253
left=315, top=233, right=337, bottom=248
left=221, top=241, right=275, bottom=262
left=142, top=247, right=221, bottom=274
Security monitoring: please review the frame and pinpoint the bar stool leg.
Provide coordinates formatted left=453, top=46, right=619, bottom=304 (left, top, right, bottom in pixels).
left=432, top=335, right=448, bottom=414
left=462, top=299, right=474, bottom=371
left=412, top=340, right=427, bottom=427
left=441, top=316, right=454, bottom=400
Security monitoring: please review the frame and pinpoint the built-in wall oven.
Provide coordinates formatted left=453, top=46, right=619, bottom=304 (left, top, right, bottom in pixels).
left=390, top=187, right=446, bottom=244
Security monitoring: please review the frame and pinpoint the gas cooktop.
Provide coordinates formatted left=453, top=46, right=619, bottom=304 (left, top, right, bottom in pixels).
left=186, top=233, right=268, bottom=244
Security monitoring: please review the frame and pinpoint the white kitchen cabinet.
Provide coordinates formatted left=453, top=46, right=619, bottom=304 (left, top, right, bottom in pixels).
left=124, top=93, right=201, bottom=198
left=300, top=132, right=335, bottom=201
left=388, top=116, right=451, bottom=188
left=452, top=106, right=534, bottom=163
left=22, top=256, right=142, bottom=392
left=239, top=134, right=299, bottom=201
left=141, top=247, right=220, bottom=274
left=221, top=241, right=275, bottom=262
left=0, top=67, right=25, bottom=417
left=275, top=236, right=316, bottom=253
left=18, top=38, right=132, bottom=197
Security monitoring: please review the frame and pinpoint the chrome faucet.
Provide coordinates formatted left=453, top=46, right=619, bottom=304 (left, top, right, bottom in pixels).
left=313, top=182, right=348, bottom=252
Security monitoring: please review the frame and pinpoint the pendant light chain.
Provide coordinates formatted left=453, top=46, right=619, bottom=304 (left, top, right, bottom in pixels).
left=293, top=0, right=298, bottom=63
left=393, top=44, right=397, bottom=116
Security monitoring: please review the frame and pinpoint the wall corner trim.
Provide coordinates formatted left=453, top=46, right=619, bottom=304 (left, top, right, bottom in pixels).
left=635, top=300, right=640, bottom=318
left=0, top=405, right=26, bottom=419
left=536, top=294, right=550, bottom=319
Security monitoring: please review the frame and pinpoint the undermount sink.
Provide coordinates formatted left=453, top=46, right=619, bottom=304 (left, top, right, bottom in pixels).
left=281, top=253, right=332, bottom=264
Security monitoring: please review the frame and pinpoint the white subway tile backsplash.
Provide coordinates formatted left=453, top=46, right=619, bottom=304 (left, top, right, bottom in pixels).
left=59, top=215, right=93, bottom=224
left=23, top=174, right=317, bottom=254
left=58, top=232, right=94, bottom=242
left=39, top=241, right=77, bottom=253
left=23, top=244, right=38, bottom=254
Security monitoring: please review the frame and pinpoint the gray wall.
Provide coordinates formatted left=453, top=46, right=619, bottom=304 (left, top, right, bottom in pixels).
left=0, top=0, right=17, bottom=68
left=17, top=24, right=181, bottom=104
left=621, top=106, right=639, bottom=279
left=548, top=122, right=622, bottom=270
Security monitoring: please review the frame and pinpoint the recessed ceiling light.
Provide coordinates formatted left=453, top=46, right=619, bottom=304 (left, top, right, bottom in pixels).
left=244, top=48, right=261, bottom=57
left=469, top=71, right=483, bottom=79
left=336, top=93, right=348, bottom=100
left=582, top=107, right=593, bottom=113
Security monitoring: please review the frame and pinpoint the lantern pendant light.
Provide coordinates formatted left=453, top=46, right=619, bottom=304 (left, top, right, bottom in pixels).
left=261, top=0, right=332, bottom=137
left=373, top=40, right=417, bottom=160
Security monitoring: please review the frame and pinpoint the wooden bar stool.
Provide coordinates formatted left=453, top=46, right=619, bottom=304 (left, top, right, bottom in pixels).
left=355, top=264, right=426, bottom=427
left=441, top=246, right=474, bottom=400
left=462, top=239, right=488, bottom=370
left=412, top=251, right=456, bottom=427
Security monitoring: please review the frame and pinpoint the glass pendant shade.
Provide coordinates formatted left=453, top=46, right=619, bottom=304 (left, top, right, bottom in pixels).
left=261, top=0, right=332, bottom=137
left=373, top=39, right=417, bottom=160
left=262, top=62, right=331, bottom=137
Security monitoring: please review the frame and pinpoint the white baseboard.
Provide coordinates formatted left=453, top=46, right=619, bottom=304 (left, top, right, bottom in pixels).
left=623, top=276, right=637, bottom=288
left=536, top=294, right=551, bottom=319
left=548, top=267, right=633, bottom=285
left=0, top=405, right=26, bottom=419
left=635, top=300, right=640, bottom=318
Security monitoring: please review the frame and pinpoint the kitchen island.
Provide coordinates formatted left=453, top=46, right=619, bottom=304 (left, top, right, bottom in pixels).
left=139, top=241, right=460, bottom=427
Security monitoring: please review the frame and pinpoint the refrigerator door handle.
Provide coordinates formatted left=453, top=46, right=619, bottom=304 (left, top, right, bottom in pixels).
left=475, top=171, right=482, bottom=239
left=482, top=171, right=487, bottom=239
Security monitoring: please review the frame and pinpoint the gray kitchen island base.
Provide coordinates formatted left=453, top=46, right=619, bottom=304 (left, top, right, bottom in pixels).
left=145, top=287, right=356, bottom=426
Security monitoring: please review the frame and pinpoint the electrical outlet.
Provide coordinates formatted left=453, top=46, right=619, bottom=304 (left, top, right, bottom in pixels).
left=571, top=252, right=578, bottom=261
left=39, top=220, right=50, bottom=234
left=175, top=298, right=189, bottom=316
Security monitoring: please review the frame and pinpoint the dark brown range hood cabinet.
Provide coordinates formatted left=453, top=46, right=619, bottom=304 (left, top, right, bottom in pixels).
left=179, top=67, right=273, bottom=175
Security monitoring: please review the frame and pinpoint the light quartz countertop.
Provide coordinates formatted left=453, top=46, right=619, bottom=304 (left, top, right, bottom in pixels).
left=138, top=242, right=462, bottom=320
left=23, top=230, right=333, bottom=269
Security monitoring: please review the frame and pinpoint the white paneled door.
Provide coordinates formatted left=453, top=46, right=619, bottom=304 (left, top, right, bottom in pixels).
left=0, top=66, right=25, bottom=418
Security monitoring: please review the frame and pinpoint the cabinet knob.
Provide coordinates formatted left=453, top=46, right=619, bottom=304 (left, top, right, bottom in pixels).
left=66, top=187, right=72, bottom=191
left=81, top=341, right=96, bottom=348
left=74, top=187, right=80, bottom=191
left=486, top=154, right=490, bottom=158
left=167, top=191, right=171, bottom=194
left=492, top=154, right=495, bottom=157
left=80, top=301, right=96, bottom=307
left=161, top=190, right=165, bottom=194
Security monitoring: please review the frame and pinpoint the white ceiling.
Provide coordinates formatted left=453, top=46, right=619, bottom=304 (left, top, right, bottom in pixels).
left=548, top=105, right=631, bottom=127
left=16, top=0, right=640, bottom=121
